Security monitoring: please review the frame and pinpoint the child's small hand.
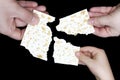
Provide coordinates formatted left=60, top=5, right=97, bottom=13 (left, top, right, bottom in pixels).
left=75, top=46, right=114, bottom=80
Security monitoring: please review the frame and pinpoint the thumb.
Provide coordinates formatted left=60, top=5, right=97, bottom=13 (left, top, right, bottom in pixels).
left=75, top=52, right=94, bottom=66
left=16, top=6, right=39, bottom=25
left=88, top=15, right=111, bottom=27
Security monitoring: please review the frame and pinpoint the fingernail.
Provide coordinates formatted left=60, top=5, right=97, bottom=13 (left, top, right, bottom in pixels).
left=33, top=2, right=38, bottom=7
left=88, top=18, right=94, bottom=25
left=75, top=52, right=80, bottom=57
left=38, top=6, right=46, bottom=11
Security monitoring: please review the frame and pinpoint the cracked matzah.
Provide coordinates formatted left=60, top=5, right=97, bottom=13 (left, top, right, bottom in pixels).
left=20, top=10, right=55, bottom=61
left=56, top=9, right=95, bottom=35
left=53, top=37, right=80, bottom=66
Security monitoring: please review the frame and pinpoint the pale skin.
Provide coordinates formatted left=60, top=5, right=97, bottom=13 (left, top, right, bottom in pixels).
left=75, top=46, right=114, bottom=80
left=89, top=3, right=120, bottom=37
left=0, top=0, right=47, bottom=40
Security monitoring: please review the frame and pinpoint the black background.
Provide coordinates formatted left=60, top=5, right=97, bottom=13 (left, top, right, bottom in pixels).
left=0, top=0, right=120, bottom=80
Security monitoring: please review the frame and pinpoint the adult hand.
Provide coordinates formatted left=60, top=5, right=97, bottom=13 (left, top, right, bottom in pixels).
left=89, top=3, right=120, bottom=37
left=0, top=0, right=47, bottom=40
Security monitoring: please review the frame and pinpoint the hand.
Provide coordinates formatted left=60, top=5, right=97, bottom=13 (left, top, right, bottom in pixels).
left=0, top=0, right=47, bottom=40
left=75, top=46, right=114, bottom=80
left=16, top=1, right=47, bottom=28
left=89, top=3, right=120, bottom=37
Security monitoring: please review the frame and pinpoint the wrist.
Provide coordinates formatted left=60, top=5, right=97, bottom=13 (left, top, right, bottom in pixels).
left=95, top=75, right=115, bottom=80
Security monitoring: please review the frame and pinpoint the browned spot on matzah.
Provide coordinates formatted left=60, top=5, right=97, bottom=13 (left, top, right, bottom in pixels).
left=37, top=54, right=42, bottom=58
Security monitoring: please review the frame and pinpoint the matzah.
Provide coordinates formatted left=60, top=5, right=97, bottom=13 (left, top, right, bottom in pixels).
left=20, top=10, right=55, bottom=61
left=56, top=9, right=95, bottom=35
left=53, top=37, right=80, bottom=66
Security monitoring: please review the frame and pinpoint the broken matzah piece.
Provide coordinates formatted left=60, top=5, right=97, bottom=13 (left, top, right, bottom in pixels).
left=20, top=10, right=55, bottom=61
left=56, top=9, right=95, bottom=35
left=53, top=37, right=80, bottom=66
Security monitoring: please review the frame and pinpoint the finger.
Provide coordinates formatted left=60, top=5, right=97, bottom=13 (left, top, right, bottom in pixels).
left=75, top=51, right=85, bottom=65
left=43, top=11, right=49, bottom=14
left=75, top=52, right=94, bottom=66
left=24, top=5, right=47, bottom=12
left=15, top=7, right=34, bottom=27
left=35, top=5, right=47, bottom=12
left=83, top=47, right=107, bottom=61
left=26, top=7, right=34, bottom=11
left=90, top=7, right=113, bottom=14
left=89, top=12, right=106, bottom=17
left=79, top=46, right=103, bottom=55
left=15, top=18, right=27, bottom=27
left=88, top=15, right=111, bottom=27
left=15, top=6, right=35, bottom=27
left=93, top=27, right=114, bottom=37
left=7, top=28, right=25, bottom=40
left=17, top=1, right=38, bottom=8
left=16, top=6, right=39, bottom=25
left=80, top=46, right=101, bottom=53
